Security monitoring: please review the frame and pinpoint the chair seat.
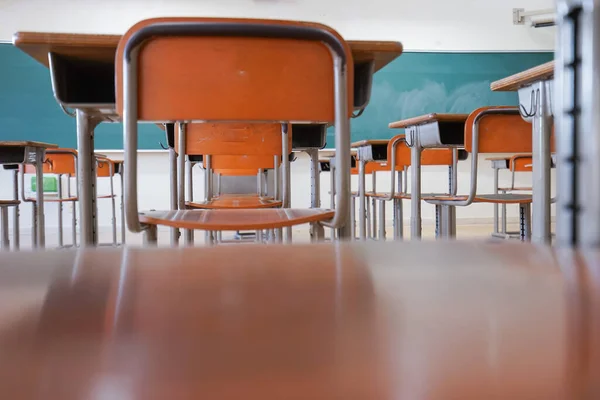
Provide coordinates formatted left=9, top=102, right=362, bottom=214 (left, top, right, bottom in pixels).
left=0, top=200, right=20, bottom=206
left=366, top=192, right=449, bottom=200
left=139, top=209, right=335, bottom=231
left=26, top=197, right=78, bottom=203
left=425, top=194, right=533, bottom=204
left=498, top=187, right=532, bottom=192
left=187, top=196, right=282, bottom=209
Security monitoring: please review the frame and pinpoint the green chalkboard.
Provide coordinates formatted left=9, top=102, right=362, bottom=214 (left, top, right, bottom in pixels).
left=326, top=51, right=553, bottom=147
left=0, top=44, right=551, bottom=150
left=0, top=44, right=165, bottom=150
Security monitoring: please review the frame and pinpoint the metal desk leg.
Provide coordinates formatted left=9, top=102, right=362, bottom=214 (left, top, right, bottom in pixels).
left=330, top=164, right=336, bottom=240
left=204, top=155, right=213, bottom=246
left=169, top=147, right=179, bottom=246
left=185, top=159, right=194, bottom=245
left=1, top=207, right=9, bottom=250
left=493, top=167, right=500, bottom=234
left=120, top=172, right=126, bottom=245
left=31, top=202, right=37, bottom=249
left=109, top=172, right=117, bottom=246
left=308, top=149, right=320, bottom=208
left=445, top=151, right=458, bottom=238
left=393, top=198, right=403, bottom=239
left=410, top=145, right=423, bottom=240
left=12, top=170, right=19, bottom=250
left=57, top=174, right=63, bottom=248
left=76, top=110, right=100, bottom=247
left=358, top=159, right=366, bottom=240
left=378, top=199, right=386, bottom=240
left=308, top=149, right=321, bottom=241
left=350, top=195, right=355, bottom=240
left=371, top=171, right=377, bottom=238
left=34, top=149, right=45, bottom=248
left=501, top=191, right=508, bottom=234
left=67, top=176, right=77, bottom=247
left=393, top=170, right=404, bottom=240
left=531, top=81, right=553, bottom=244
left=281, top=124, right=292, bottom=243
left=366, top=194, right=372, bottom=239
left=72, top=200, right=77, bottom=247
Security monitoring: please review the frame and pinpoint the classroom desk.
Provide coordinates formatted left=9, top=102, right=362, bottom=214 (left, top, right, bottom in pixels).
left=13, top=32, right=402, bottom=246
left=389, top=114, right=467, bottom=239
left=491, top=61, right=554, bottom=245
left=0, top=141, right=58, bottom=249
left=351, top=139, right=389, bottom=240
left=1, top=241, right=599, bottom=398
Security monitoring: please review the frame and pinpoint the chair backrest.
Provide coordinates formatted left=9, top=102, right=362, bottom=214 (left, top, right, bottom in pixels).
left=175, top=123, right=292, bottom=156
left=209, top=155, right=279, bottom=170
left=464, top=106, right=556, bottom=153
left=45, top=149, right=77, bottom=175
left=388, top=135, right=453, bottom=168
left=96, top=158, right=116, bottom=177
left=510, top=155, right=533, bottom=172
left=116, top=17, right=354, bottom=123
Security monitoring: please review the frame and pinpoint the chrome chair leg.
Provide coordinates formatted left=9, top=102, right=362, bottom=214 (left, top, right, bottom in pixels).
left=143, top=225, right=158, bottom=246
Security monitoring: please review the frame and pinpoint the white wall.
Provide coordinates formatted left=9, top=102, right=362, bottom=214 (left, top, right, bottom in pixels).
left=0, top=0, right=556, bottom=232
left=1, top=0, right=554, bottom=50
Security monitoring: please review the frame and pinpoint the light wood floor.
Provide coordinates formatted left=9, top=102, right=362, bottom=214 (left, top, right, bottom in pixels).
left=10, top=221, right=553, bottom=249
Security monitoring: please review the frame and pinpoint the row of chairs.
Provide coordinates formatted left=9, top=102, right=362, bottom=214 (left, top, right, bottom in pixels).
left=322, top=106, right=555, bottom=242
left=0, top=149, right=123, bottom=250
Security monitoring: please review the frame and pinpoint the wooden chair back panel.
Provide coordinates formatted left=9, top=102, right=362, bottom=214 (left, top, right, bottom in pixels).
left=176, top=123, right=292, bottom=156
left=421, top=149, right=453, bottom=166
left=45, top=153, right=76, bottom=175
left=116, top=18, right=354, bottom=122
left=510, top=156, right=533, bottom=172
left=96, top=159, right=116, bottom=177
left=210, top=155, right=277, bottom=170
left=389, top=137, right=453, bottom=168
left=465, top=107, right=556, bottom=153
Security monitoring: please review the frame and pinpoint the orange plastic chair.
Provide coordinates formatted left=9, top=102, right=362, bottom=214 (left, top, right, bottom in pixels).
left=364, top=136, right=456, bottom=240
left=116, top=17, right=355, bottom=245
left=425, top=106, right=556, bottom=240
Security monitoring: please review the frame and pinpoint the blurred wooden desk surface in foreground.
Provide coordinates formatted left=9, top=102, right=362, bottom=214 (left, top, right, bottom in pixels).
left=1, top=241, right=599, bottom=399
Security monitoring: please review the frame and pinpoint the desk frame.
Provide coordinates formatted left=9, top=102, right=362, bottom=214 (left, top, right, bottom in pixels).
left=492, top=64, right=554, bottom=245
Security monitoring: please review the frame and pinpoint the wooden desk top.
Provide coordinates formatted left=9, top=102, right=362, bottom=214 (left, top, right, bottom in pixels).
left=13, top=32, right=402, bottom=72
left=347, top=40, right=403, bottom=72
left=0, top=141, right=58, bottom=149
left=389, top=113, right=469, bottom=129
left=0, top=241, right=599, bottom=398
left=491, top=61, right=555, bottom=92
left=12, top=32, right=120, bottom=67
left=351, top=139, right=390, bottom=148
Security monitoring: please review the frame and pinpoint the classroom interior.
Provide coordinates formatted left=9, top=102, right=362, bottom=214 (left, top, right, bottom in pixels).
left=1, top=0, right=599, bottom=397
